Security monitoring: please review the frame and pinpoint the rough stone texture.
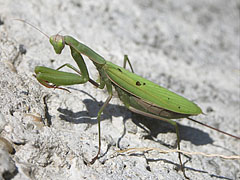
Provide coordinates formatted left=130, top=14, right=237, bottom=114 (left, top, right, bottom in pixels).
left=0, top=0, right=239, bottom=179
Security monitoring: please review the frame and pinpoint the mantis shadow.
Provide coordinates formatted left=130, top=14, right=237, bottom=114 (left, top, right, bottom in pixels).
left=58, top=98, right=130, bottom=125
left=57, top=89, right=213, bottom=146
left=131, top=113, right=213, bottom=146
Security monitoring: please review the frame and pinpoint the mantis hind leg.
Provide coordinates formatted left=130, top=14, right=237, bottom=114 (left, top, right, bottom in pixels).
left=123, top=55, right=134, bottom=73
left=167, top=120, right=189, bottom=179
left=128, top=107, right=189, bottom=179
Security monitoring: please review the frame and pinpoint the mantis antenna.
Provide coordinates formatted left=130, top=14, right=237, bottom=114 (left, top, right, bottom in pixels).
left=14, top=19, right=50, bottom=39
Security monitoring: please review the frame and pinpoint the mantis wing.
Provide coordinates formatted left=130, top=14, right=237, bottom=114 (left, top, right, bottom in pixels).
left=105, top=61, right=202, bottom=115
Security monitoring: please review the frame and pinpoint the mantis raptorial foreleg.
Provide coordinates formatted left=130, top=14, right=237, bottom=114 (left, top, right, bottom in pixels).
left=55, top=63, right=100, bottom=88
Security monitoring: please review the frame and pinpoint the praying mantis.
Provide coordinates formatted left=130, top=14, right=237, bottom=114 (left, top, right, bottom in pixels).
left=17, top=20, right=240, bottom=179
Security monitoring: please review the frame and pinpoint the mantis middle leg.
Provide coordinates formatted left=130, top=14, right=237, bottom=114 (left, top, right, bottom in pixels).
left=90, top=79, right=113, bottom=164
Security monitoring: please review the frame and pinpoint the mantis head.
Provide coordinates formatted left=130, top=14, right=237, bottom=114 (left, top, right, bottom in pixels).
left=49, top=35, right=65, bottom=54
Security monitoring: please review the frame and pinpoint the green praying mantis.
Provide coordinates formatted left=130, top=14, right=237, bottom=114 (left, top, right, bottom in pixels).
left=17, top=20, right=240, bottom=179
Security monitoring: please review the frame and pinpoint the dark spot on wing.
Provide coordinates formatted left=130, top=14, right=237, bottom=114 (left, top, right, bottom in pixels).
left=118, top=68, right=122, bottom=72
left=143, top=82, right=146, bottom=85
left=136, top=81, right=141, bottom=86
left=178, top=106, right=181, bottom=109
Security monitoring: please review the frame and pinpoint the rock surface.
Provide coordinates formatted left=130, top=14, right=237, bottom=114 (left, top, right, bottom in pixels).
left=0, top=0, right=239, bottom=179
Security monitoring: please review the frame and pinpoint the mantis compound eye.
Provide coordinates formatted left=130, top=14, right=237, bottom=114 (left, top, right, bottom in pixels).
left=49, top=34, right=65, bottom=54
